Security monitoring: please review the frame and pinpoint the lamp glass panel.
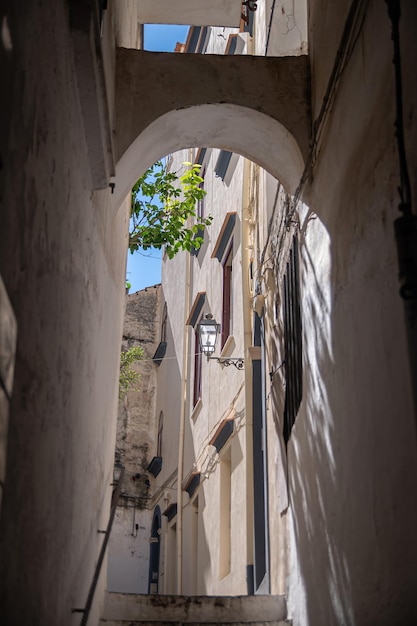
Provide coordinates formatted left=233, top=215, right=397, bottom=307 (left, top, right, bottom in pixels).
left=199, top=320, right=219, bottom=355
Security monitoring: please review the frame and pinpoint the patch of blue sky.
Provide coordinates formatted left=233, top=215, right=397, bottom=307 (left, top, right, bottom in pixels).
left=127, top=24, right=189, bottom=293
left=144, top=24, right=189, bottom=52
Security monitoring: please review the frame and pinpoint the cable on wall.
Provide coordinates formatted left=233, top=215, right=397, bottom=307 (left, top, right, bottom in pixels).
left=285, top=0, right=370, bottom=227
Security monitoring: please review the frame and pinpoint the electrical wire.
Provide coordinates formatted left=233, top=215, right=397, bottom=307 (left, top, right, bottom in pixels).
left=286, top=0, right=371, bottom=226
left=265, top=0, right=277, bottom=56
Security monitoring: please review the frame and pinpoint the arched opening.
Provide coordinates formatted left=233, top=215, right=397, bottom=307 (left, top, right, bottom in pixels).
left=113, top=103, right=306, bottom=211
left=148, top=506, right=162, bottom=594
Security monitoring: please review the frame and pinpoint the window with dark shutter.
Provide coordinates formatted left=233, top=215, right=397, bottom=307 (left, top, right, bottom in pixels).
left=212, top=213, right=236, bottom=349
left=197, top=166, right=206, bottom=220
left=226, top=35, right=237, bottom=55
left=195, top=148, right=207, bottom=167
left=157, top=411, right=163, bottom=457
left=282, top=235, right=303, bottom=444
left=186, top=26, right=202, bottom=53
left=196, top=26, right=210, bottom=53
left=240, top=3, right=254, bottom=36
left=222, top=244, right=233, bottom=349
left=187, top=293, right=206, bottom=408
left=152, top=302, right=168, bottom=365
left=215, top=151, right=233, bottom=181
left=193, top=324, right=203, bottom=406
left=185, top=26, right=211, bottom=54
left=190, top=165, right=206, bottom=258
left=161, top=303, right=167, bottom=343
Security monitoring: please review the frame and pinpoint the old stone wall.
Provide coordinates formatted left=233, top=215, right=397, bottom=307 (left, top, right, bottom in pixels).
left=108, top=286, right=162, bottom=594
left=116, top=287, right=162, bottom=482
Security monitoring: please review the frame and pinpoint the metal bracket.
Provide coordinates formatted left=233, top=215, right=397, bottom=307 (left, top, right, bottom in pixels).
left=208, top=356, right=244, bottom=370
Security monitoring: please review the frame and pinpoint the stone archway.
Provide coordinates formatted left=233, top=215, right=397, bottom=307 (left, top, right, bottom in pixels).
left=112, top=49, right=311, bottom=208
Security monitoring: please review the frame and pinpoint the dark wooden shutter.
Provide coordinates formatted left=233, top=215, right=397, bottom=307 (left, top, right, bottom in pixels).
left=187, top=27, right=202, bottom=53
left=215, top=151, right=233, bottom=181
left=193, top=326, right=202, bottom=406
left=222, top=246, right=233, bottom=348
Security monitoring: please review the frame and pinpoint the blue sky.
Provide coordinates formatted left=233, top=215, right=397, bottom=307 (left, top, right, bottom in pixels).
left=126, top=24, right=189, bottom=293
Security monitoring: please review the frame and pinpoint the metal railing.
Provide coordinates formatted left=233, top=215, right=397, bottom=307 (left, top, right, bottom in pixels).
left=72, top=467, right=125, bottom=625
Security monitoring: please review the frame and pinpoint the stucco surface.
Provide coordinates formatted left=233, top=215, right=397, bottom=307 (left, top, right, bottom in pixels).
left=136, top=0, right=242, bottom=27
left=115, top=49, right=310, bottom=161
left=0, top=2, right=128, bottom=623
left=255, top=1, right=417, bottom=624
left=1, top=0, right=417, bottom=624
left=112, top=49, right=310, bottom=207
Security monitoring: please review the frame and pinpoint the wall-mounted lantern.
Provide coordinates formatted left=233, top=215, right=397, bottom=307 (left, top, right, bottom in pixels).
left=198, top=314, right=244, bottom=370
left=112, top=464, right=124, bottom=485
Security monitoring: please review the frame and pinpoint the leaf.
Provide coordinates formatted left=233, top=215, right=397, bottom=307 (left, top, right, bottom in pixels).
left=119, top=346, right=144, bottom=398
left=128, top=161, right=211, bottom=259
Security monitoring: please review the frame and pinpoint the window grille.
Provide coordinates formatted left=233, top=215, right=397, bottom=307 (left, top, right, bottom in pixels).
left=283, top=235, right=303, bottom=443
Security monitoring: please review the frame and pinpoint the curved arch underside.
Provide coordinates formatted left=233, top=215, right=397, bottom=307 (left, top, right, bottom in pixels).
left=113, top=49, right=311, bottom=206
left=114, top=103, right=306, bottom=208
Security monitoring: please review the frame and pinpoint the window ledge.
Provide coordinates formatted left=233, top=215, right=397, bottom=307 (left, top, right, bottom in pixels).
left=220, top=335, right=235, bottom=357
left=190, top=397, right=203, bottom=421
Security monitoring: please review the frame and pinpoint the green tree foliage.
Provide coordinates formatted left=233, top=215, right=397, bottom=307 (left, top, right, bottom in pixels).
left=129, top=161, right=212, bottom=259
left=119, top=346, right=144, bottom=399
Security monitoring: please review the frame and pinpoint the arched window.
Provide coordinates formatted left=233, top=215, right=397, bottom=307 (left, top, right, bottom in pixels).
left=148, top=506, right=162, bottom=594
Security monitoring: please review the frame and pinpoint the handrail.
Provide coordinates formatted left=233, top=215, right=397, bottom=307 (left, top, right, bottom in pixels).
left=72, top=467, right=125, bottom=625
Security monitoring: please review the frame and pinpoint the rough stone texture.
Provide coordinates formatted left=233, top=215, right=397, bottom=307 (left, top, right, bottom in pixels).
left=108, top=287, right=162, bottom=594
left=116, top=287, right=162, bottom=485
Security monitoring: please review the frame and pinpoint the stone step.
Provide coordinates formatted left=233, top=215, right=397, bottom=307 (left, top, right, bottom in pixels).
left=100, top=621, right=290, bottom=626
left=101, top=593, right=287, bottom=624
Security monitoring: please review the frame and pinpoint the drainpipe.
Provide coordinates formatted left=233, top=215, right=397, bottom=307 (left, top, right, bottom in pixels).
left=176, top=160, right=193, bottom=595
left=241, top=157, right=255, bottom=592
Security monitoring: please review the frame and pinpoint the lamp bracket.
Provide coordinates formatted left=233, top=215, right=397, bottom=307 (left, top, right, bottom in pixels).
left=207, top=356, right=244, bottom=370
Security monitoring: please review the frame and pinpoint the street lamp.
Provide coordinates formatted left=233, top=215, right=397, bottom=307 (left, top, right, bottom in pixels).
left=112, top=464, right=124, bottom=486
left=198, top=314, right=244, bottom=370
left=198, top=314, right=220, bottom=356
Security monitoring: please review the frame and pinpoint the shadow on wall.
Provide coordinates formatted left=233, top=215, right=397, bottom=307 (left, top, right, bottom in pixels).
left=288, top=219, right=355, bottom=623
left=286, top=203, right=417, bottom=623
